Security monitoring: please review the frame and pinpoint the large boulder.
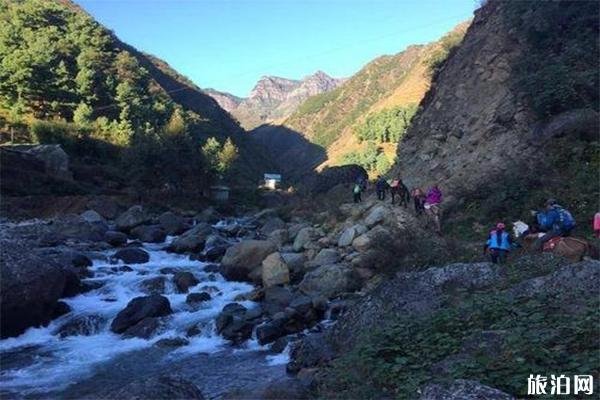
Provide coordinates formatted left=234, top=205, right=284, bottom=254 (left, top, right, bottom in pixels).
left=215, top=303, right=255, bottom=343
left=110, top=295, right=172, bottom=334
left=305, top=248, right=339, bottom=269
left=20, top=144, right=72, bottom=180
left=80, top=210, right=105, bottom=224
left=220, top=240, right=276, bottom=282
left=115, top=206, right=150, bottom=232
left=293, top=227, right=318, bottom=252
left=262, top=252, right=290, bottom=288
left=43, top=214, right=108, bottom=243
left=168, top=223, right=213, bottom=253
left=112, top=248, right=150, bottom=264
left=419, top=380, right=514, bottom=400
left=338, top=224, right=367, bottom=247
left=351, top=225, right=392, bottom=253
left=299, top=264, right=360, bottom=299
left=281, top=252, right=307, bottom=279
left=104, top=231, right=128, bottom=247
left=102, top=375, right=205, bottom=400
left=173, top=271, right=199, bottom=293
left=158, top=211, right=187, bottom=235
left=86, top=196, right=121, bottom=220
left=260, top=217, right=286, bottom=235
left=130, top=225, right=166, bottom=243
left=364, top=205, right=389, bottom=227
left=0, top=241, right=80, bottom=338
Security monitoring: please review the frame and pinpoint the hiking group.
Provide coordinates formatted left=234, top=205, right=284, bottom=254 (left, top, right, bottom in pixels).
left=352, top=177, right=594, bottom=264
left=353, top=175, right=443, bottom=234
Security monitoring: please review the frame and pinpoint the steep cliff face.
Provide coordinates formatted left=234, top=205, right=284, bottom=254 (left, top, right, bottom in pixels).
left=394, top=0, right=599, bottom=217
left=207, top=72, right=343, bottom=129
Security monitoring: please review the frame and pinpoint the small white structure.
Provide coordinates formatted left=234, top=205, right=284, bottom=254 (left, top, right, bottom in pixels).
left=264, top=173, right=282, bottom=190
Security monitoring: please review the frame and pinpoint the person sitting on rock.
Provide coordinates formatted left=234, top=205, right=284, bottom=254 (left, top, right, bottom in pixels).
left=412, top=187, right=426, bottom=216
left=424, top=184, right=443, bottom=234
left=353, top=182, right=362, bottom=203
left=390, top=177, right=409, bottom=207
left=483, top=222, right=512, bottom=264
left=533, top=199, right=576, bottom=251
left=375, top=175, right=389, bottom=201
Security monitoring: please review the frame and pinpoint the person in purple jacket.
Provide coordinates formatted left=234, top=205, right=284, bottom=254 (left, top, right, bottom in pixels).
left=424, top=184, right=443, bottom=234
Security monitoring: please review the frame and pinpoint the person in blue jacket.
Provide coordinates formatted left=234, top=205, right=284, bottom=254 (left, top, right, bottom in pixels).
left=534, top=199, right=576, bottom=250
left=484, top=222, right=512, bottom=264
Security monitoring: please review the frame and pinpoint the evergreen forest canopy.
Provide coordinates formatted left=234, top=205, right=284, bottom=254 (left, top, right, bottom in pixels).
left=0, top=0, right=239, bottom=190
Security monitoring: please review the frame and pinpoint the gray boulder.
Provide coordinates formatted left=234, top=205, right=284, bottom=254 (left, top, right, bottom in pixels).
left=305, top=248, right=339, bottom=269
left=130, top=225, right=166, bottom=243
left=110, top=295, right=172, bottom=334
left=293, top=227, right=317, bottom=252
left=215, top=303, right=254, bottom=343
left=81, top=210, right=105, bottom=224
left=299, top=264, right=360, bottom=299
left=364, top=205, right=388, bottom=227
left=1, top=240, right=81, bottom=338
left=112, top=248, right=150, bottom=264
left=158, top=211, right=187, bottom=235
left=338, top=224, right=367, bottom=247
left=104, top=231, right=128, bottom=247
left=220, top=240, right=276, bottom=282
left=173, top=271, right=199, bottom=293
left=116, top=206, right=150, bottom=232
left=262, top=252, right=290, bottom=288
left=168, top=223, right=213, bottom=253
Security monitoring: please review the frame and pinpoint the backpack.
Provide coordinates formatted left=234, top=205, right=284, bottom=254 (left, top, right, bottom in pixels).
left=557, top=207, right=575, bottom=229
left=353, top=184, right=361, bottom=194
left=390, top=179, right=399, bottom=188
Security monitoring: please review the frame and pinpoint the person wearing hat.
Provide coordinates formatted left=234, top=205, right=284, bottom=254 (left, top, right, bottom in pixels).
left=484, top=222, right=512, bottom=264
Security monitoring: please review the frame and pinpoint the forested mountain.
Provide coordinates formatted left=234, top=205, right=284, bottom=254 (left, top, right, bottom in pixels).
left=0, top=0, right=273, bottom=193
left=252, top=23, right=468, bottom=180
left=207, top=71, right=344, bottom=130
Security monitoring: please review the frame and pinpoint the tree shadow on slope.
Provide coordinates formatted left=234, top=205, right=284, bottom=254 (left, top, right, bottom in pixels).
left=249, top=124, right=327, bottom=183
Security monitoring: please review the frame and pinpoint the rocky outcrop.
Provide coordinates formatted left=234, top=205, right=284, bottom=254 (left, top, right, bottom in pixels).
left=220, top=240, right=276, bottom=282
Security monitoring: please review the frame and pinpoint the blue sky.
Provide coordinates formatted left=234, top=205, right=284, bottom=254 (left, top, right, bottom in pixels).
left=77, top=0, right=477, bottom=97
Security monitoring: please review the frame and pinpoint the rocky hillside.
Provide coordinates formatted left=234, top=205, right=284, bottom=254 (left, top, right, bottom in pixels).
left=251, top=23, right=469, bottom=180
left=392, top=0, right=599, bottom=227
left=207, top=71, right=343, bottom=130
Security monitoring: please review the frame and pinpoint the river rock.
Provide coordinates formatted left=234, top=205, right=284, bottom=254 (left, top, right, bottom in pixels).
left=215, top=303, right=254, bottom=343
left=168, top=223, right=213, bottom=253
left=364, top=205, right=388, bottom=227
left=261, top=217, right=286, bottom=235
left=105, top=231, right=128, bottom=247
left=103, top=375, right=205, bottom=400
left=130, top=225, right=166, bottom=243
left=338, top=224, right=367, bottom=247
left=115, top=205, right=150, bottom=232
left=110, top=295, right=172, bottom=334
left=220, top=240, right=276, bottom=282
left=293, top=227, right=317, bottom=252
left=186, top=292, right=211, bottom=305
left=262, top=252, right=290, bottom=288
left=140, top=276, right=166, bottom=294
left=299, top=264, right=360, bottom=299
left=305, top=248, right=339, bottom=269
left=122, top=317, right=162, bottom=339
left=268, top=229, right=289, bottom=248
left=256, top=321, right=286, bottom=345
left=81, top=210, right=105, bottom=224
left=112, top=248, right=150, bottom=264
left=86, top=196, right=121, bottom=220
left=1, top=240, right=81, bottom=338
left=155, top=337, right=189, bottom=348
left=158, top=211, right=187, bottom=235
left=57, top=314, right=105, bottom=338
left=419, top=379, right=514, bottom=400
left=263, top=286, right=293, bottom=315
left=173, top=271, right=199, bottom=293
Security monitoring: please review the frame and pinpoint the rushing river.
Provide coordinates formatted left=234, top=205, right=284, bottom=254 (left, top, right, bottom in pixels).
left=0, top=235, right=289, bottom=399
